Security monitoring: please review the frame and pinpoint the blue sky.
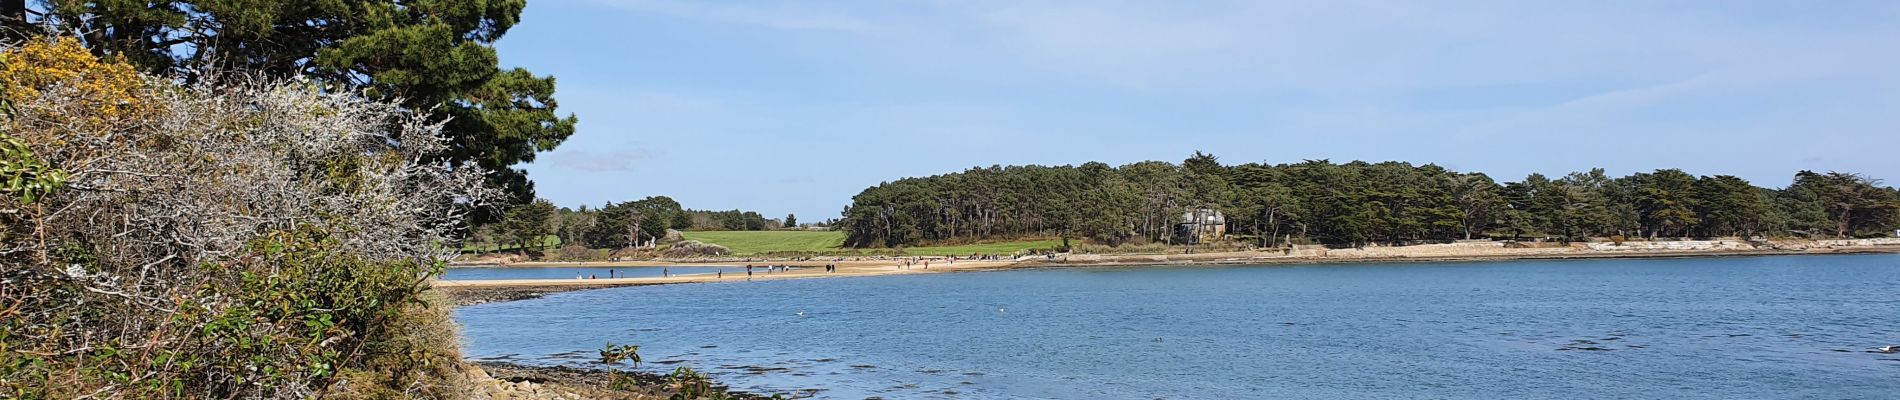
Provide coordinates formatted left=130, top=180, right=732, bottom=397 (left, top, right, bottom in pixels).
left=497, top=0, right=1900, bottom=221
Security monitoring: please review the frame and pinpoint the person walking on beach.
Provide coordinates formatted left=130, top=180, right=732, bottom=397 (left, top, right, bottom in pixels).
left=718, top=269, right=723, bottom=279
left=663, top=267, right=670, bottom=277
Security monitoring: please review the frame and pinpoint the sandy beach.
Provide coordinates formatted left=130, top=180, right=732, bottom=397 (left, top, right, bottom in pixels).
left=434, top=258, right=1016, bottom=289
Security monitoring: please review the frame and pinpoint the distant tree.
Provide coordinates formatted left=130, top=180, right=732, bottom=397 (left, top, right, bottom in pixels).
left=1692, top=175, right=1765, bottom=237
left=1452, top=173, right=1506, bottom=240
left=1077, top=162, right=1143, bottom=245
left=1229, top=162, right=1296, bottom=247
left=784, top=213, right=798, bottom=228
left=501, top=198, right=556, bottom=252
left=1180, top=152, right=1232, bottom=247
left=1629, top=169, right=1701, bottom=239
left=555, top=205, right=596, bottom=246
left=1500, top=175, right=1541, bottom=239
left=628, top=196, right=688, bottom=238
left=583, top=203, right=626, bottom=248
left=1786, top=171, right=1900, bottom=237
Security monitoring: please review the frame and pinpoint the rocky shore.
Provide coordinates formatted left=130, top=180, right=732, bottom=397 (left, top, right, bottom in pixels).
left=467, top=362, right=778, bottom=400
left=438, top=283, right=656, bottom=306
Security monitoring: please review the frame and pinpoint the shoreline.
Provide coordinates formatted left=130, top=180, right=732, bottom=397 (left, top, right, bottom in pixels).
left=432, top=242, right=1900, bottom=304
left=440, top=242, right=1900, bottom=398
left=470, top=362, right=781, bottom=400
left=436, top=243, right=1900, bottom=289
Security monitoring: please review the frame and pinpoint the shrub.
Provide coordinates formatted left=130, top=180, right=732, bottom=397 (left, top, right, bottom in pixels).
left=1071, top=242, right=1170, bottom=255
left=557, top=244, right=604, bottom=261
left=659, top=240, right=731, bottom=258
left=0, top=39, right=496, bottom=399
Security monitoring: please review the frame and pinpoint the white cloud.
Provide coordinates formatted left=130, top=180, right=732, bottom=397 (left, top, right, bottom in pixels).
left=520, top=0, right=1900, bottom=207
left=577, top=0, right=882, bottom=33
left=546, top=149, right=653, bottom=172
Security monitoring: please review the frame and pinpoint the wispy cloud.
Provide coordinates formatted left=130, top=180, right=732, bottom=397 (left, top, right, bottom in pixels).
left=509, top=0, right=1900, bottom=213
left=578, top=0, right=881, bottom=33
left=546, top=149, right=653, bottom=172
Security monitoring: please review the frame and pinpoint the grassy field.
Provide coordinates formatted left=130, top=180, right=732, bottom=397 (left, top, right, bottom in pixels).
left=680, top=230, right=847, bottom=255
left=680, top=230, right=1064, bottom=256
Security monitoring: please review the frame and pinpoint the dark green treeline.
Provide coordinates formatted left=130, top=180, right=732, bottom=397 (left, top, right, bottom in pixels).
left=533, top=196, right=780, bottom=250
left=840, top=153, right=1900, bottom=248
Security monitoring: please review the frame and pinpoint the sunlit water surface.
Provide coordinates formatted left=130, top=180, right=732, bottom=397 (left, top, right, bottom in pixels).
left=455, top=254, right=1900, bottom=399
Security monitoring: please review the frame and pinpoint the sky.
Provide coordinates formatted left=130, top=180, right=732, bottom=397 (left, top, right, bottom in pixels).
left=496, top=0, right=1900, bottom=221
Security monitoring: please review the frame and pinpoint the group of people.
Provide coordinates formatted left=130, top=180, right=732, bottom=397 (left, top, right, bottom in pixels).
left=739, top=264, right=787, bottom=280
left=575, top=267, right=669, bottom=280
left=567, top=256, right=994, bottom=281
left=722, top=263, right=843, bottom=279
left=745, top=264, right=793, bottom=273
left=901, top=255, right=970, bottom=270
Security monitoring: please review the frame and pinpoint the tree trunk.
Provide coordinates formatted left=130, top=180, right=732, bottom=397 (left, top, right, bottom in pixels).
left=1257, top=216, right=1268, bottom=248
left=1267, top=210, right=1279, bottom=248
left=1837, top=208, right=1852, bottom=238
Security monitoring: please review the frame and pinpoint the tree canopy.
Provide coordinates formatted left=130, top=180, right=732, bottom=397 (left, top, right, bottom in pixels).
left=4, top=0, right=576, bottom=204
left=839, top=154, right=1900, bottom=248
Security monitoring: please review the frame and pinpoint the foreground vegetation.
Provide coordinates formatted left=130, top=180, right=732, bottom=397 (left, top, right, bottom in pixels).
left=0, top=39, right=497, bottom=398
left=2, top=0, right=577, bottom=207
left=841, top=153, right=1900, bottom=248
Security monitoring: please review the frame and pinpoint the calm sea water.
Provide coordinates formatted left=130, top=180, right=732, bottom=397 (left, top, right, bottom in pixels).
left=454, top=254, right=1900, bottom=399
left=442, top=265, right=727, bottom=280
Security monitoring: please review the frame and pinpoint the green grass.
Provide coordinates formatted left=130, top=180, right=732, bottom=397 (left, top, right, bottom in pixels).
left=678, top=231, right=1063, bottom=256
left=680, top=230, right=846, bottom=255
